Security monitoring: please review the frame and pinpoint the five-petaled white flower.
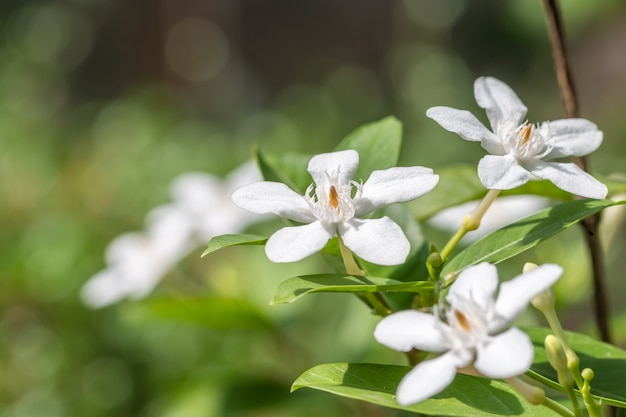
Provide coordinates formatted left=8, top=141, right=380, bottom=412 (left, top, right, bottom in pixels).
left=426, top=76, right=607, bottom=199
left=374, top=262, right=563, bottom=405
left=231, top=150, right=439, bottom=265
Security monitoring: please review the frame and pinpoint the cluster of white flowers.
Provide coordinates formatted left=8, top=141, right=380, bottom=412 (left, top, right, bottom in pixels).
left=82, top=75, right=606, bottom=406
left=229, top=77, right=605, bottom=405
left=80, top=162, right=262, bottom=308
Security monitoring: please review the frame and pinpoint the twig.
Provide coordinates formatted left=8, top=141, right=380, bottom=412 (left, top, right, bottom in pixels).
left=541, top=0, right=611, bottom=343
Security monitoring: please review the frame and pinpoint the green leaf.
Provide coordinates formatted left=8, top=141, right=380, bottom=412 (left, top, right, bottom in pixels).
left=253, top=145, right=311, bottom=194
left=271, top=274, right=433, bottom=304
left=130, top=296, right=272, bottom=330
left=441, top=199, right=622, bottom=276
left=292, top=363, right=560, bottom=416
left=335, top=116, right=402, bottom=181
left=527, top=327, right=626, bottom=408
left=202, top=234, right=268, bottom=257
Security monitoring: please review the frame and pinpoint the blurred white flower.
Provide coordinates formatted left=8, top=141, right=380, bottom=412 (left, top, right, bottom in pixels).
left=428, top=195, right=551, bottom=244
left=427, top=76, right=607, bottom=199
left=374, top=262, right=562, bottom=405
left=231, top=149, right=439, bottom=265
left=81, top=161, right=262, bottom=308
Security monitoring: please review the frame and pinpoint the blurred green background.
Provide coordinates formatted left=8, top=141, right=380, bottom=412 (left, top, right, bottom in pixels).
left=2, top=1, right=626, bottom=416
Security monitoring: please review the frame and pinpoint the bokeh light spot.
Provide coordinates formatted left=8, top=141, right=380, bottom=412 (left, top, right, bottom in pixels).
left=165, top=18, right=229, bottom=82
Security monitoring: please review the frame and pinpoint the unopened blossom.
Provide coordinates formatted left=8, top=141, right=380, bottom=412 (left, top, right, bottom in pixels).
left=426, top=76, right=607, bottom=199
left=81, top=162, right=263, bottom=308
left=374, top=262, right=562, bottom=405
left=231, top=150, right=439, bottom=265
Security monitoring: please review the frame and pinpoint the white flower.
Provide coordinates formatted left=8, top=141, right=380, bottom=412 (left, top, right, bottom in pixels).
left=80, top=207, right=192, bottom=308
left=374, top=262, right=562, bottom=405
left=426, top=76, right=607, bottom=199
left=81, top=161, right=263, bottom=308
left=231, top=149, right=439, bottom=265
left=170, top=161, right=265, bottom=241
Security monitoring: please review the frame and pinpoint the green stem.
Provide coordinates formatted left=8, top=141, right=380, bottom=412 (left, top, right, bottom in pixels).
left=439, top=226, right=468, bottom=263
left=440, top=189, right=501, bottom=262
left=543, top=397, right=577, bottom=417
left=564, top=388, right=583, bottom=417
left=542, top=304, right=585, bottom=389
left=337, top=234, right=364, bottom=276
left=336, top=234, right=391, bottom=316
left=506, top=376, right=575, bottom=417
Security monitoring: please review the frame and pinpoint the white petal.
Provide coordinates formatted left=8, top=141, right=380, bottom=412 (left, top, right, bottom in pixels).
left=447, top=263, right=498, bottom=311
left=105, top=232, right=151, bottom=265
left=396, top=352, right=461, bottom=406
left=339, top=217, right=410, bottom=265
left=426, top=106, right=504, bottom=154
left=477, top=154, right=532, bottom=190
left=80, top=269, right=127, bottom=309
left=491, top=264, right=563, bottom=332
left=225, top=160, right=264, bottom=190
left=356, top=167, right=439, bottom=215
left=170, top=172, right=221, bottom=209
left=544, top=119, right=603, bottom=159
left=307, top=149, right=359, bottom=185
left=265, top=221, right=334, bottom=262
left=374, top=310, right=452, bottom=352
left=146, top=205, right=194, bottom=259
left=231, top=181, right=317, bottom=223
left=527, top=161, right=608, bottom=199
left=475, top=327, right=533, bottom=378
left=474, top=77, right=527, bottom=131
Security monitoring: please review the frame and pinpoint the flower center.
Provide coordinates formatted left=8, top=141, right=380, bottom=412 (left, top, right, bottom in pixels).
left=500, top=121, right=554, bottom=161
left=454, top=310, right=471, bottom=332
left=305, top=172, right=362, bottom=224
left=329, top=185, right=340, bottom=211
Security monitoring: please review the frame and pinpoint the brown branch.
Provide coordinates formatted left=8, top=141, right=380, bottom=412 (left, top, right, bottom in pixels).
left=541, top=0, right=611, bottom=344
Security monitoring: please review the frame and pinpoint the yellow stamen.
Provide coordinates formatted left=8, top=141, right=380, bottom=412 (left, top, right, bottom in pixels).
left=329, top=185, right=340, bottom=210
left=520, top=124, right=532, bottom=144
left=454, top=310, right=471, bottom=332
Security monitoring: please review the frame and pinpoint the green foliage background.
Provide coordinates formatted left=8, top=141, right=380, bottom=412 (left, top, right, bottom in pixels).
left=2, top=1, right=626, bottom=416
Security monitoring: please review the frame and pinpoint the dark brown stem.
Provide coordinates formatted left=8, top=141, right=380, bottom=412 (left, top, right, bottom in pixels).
left=541, top=0, right=611, bottom=344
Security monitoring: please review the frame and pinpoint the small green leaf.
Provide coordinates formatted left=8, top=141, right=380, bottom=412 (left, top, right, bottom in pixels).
left=441, top=199, right=622, bottom=276
left=335, top=116, right=402, bottom=181
left=253, top=145, right=312, bottom=194
left=292, top=363, right=560, bottom=416
left=527, top=327, right=626, bottom=408
left=271, top=274, right=433, bottom=304
left=202, top=234, right=268, bottom=257
left=130, top=296, right=272, bottom=330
